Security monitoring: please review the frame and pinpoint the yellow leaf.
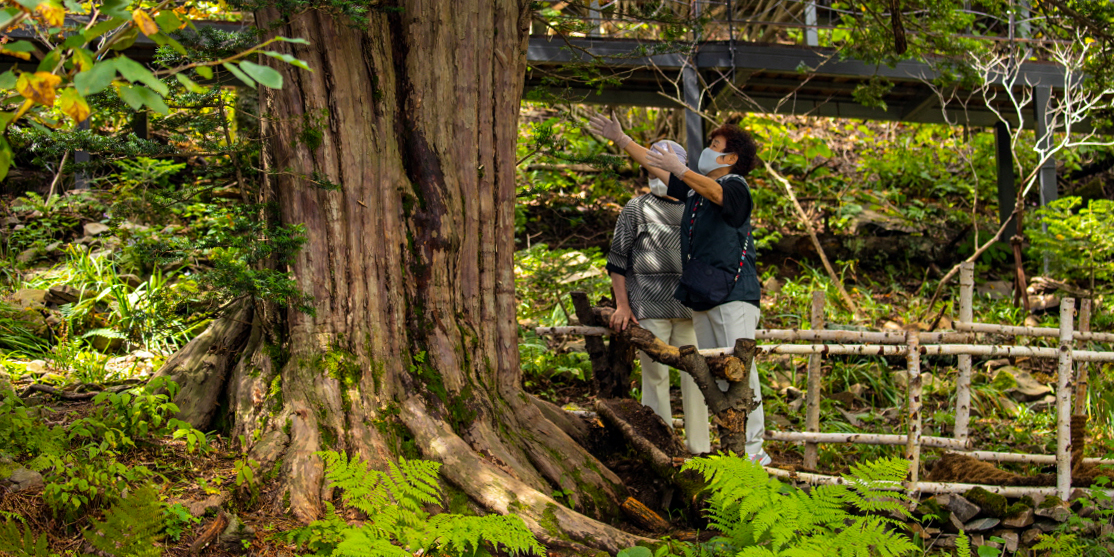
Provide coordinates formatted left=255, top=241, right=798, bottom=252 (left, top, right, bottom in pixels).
left=59, top=89, right=90, bottom=123
left=16, top=71, right=61, bottom=106
left=72, top=49, right=93, bottom=72
left=0, top=46, right=31, bottom=61
left=132, top=10, right=159, bottom=37
left=36, top=2, right=65, bottom=27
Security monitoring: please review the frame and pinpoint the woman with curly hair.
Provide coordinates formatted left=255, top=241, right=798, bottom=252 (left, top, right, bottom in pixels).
left=588, top=114, right=768, bottom=464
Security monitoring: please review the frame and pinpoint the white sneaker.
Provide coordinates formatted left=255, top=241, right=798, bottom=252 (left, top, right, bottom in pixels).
left=749, top=451, right=772, bottom=467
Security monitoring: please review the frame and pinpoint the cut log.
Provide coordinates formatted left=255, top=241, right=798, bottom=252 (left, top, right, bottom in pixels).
left=620, top=497, right=671, bottom=533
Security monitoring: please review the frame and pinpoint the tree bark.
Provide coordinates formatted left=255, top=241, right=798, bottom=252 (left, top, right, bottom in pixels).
left=161, top=3, right=640, bottom=551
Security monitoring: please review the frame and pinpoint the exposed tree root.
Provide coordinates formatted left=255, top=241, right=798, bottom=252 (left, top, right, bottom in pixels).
left=530, top=395, right=593, bottom=447
left=153, top=300, right=254, bottom=429
left=400, top=396, right=651, bottom=554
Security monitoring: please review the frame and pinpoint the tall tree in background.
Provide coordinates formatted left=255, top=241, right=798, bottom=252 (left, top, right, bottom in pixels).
left=156, top=2, right=643, bottom=551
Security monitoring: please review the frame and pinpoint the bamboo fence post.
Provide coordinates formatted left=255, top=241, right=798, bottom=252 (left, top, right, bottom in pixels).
left=804, top=290, right=825, bottom=469
left=905, top=330, right=922, bottom=487
left=955, top=262, right=974, bottom=445
left=1056, top=297, right=1076, bottom=500
left=1073, top=299, right=1092, bottom=415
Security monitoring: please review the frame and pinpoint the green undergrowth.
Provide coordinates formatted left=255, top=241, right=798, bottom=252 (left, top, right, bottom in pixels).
left=0, top=377, right=210, bottom=521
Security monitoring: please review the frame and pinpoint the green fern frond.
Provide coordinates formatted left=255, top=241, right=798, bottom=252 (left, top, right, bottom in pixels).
left=680, top=453, right=919, bottom=557
left=82, top=484, right=164, bottom=557
left=334, top=528, right=413, bottom=557
left=318, top=451, right=441, bottom=531
left=426, top=514, right=545, bottom=556
left=0, top=521, right=51, bottom=557
left=306, top=451, right=543, bottom=557
left=956, top=530, right=972, bottom=557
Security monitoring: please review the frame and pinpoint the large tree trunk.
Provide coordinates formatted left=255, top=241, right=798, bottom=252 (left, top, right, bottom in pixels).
left=158, top=2, right=646, bottom=552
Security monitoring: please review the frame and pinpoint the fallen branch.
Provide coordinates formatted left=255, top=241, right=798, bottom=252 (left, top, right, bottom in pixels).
left=18, top=383, right=133, bottom=401
left=188, top=511, right=229, bottom=556
left=596, top=399, right=675, bottom=475
left=590, top=306, right=748, bottom=382
left=762, top=161, right=861, bottom=320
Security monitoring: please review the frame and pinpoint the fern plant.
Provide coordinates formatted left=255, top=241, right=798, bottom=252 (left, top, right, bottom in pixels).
left=0, top=521, right=51, bottom=557
left=281, top=451, right=544, bottom=557
left=82, top=484, right=165, bottom=557
left=675, top=454, right=918, bottom=557
left=0, top=485, right=165, bottom=557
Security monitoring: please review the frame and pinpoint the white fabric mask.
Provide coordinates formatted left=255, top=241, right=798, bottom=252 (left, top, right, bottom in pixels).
left=698, top=147, right=732, bottom=174
left=648, top=177, right=668, bottom=196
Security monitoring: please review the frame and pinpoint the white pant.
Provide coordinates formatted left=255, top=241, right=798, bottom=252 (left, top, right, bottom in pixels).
left=637, top=318, right=711, bottom=454
left=692, top=301, right=766, bottom=458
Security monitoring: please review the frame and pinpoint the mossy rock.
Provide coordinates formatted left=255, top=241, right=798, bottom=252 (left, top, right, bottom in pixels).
left=992, top=369, right=1018, bottom=391
left=964, top=486, right=1008, bottom=518
left=1003, top=502, right=1031, bottom=518
left=916, top=498, right=948, bottom=523
left=1039, top=495, right=1063, bottom=509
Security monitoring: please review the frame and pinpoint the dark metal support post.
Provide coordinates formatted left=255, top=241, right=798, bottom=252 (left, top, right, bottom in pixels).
left=995, top=121, right=1017, bottom=241
left=684, top=0, right=704, bottom=169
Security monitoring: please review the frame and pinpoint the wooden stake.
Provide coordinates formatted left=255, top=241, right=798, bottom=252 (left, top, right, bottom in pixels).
left=804, top=290, right=825, bottom=470
left=955, top=262, right=974, bottom=444
left=1073, top=299, right=1092, bottom=415
left=1056, top=298, right=1075, bottom=500
left=905, top=331, right=922, bottom=487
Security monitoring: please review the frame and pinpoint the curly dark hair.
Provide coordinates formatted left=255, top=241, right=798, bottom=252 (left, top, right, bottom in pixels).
left=708, top=124, right=759, bottom=176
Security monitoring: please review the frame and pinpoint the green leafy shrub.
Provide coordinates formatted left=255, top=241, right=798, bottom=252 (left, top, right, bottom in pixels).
left=281, top=451, right=544, bottom=557
left=1031, top=197, right=1114, bottom=293
left=514, top=243, right=609, bottom=327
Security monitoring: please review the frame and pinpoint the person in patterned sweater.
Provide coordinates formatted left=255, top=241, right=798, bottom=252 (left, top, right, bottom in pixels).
left=590, top=114, right=770, bottom=466
left=606, top=140, right=713, bottom=455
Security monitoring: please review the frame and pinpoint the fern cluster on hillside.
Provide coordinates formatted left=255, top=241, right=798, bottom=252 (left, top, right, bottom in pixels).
left=280, top=451, right=545, bottom=557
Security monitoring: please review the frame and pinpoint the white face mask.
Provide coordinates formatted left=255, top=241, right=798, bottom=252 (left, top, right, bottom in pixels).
left=648, top=177, right=668, bottom=196
left=698, top=147, right=732, bottom=174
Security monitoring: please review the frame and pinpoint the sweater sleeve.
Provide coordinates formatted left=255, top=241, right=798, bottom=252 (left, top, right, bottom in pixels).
left=606, top=201, right=637, bottom=276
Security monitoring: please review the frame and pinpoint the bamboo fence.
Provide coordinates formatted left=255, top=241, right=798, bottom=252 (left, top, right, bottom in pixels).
left=535, top=262, right=1114, bottom=499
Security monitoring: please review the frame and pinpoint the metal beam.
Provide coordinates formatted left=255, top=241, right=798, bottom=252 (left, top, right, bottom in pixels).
left=900, top=93, right=937, bottom=121
left=805, top=1, right=819, bottom=47
left=526, top=38, right=1069, bottom=89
